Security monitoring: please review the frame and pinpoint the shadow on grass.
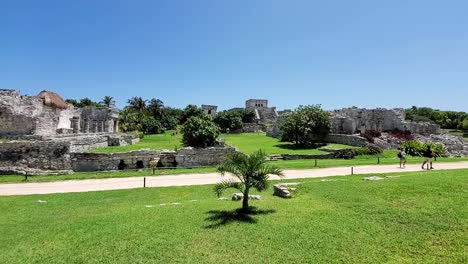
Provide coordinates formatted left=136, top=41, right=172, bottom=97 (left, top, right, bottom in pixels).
left=205, top=207, right=276, bottom=229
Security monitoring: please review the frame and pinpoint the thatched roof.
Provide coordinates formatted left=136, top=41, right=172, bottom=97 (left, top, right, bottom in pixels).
left=37, top=90, right=68, bottom=109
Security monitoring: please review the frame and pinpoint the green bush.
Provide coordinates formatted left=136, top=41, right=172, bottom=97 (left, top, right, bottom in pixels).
left=182, top=117, right=220, bottom=148
left=213, top=111, right=243, bottom=133
left=333, top=149, right=357, bottom=159
left=403, top=140, right=446, bottom=157
left=463, top=119, right=468, bottom=131
left=142, top=117, right=165, bottom=135
left=280, top=105, right=331, bottom=147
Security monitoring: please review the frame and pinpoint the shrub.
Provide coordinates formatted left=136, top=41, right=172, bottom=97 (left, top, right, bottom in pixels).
left=280, top=105, right=331, bottom=147
left=333, top=149, right=357, bottom=159
left=213, top=111, right=243, bottom=133
left=366, top=144, right=383, bottom=155
left=182, top=117, right=220, bottom=148
left=403, top=140, right=446, bottom=157
left=463, top=119, right=468, bottom=131
left=142, top=117, right=165, bottom=135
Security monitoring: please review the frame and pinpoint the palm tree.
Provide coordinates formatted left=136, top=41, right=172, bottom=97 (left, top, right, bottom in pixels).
left=215, top=150, right=283, bottom=213
left=148, top=98, right=165, bottom=119
left=101, top=96, right=115, bottom=107
left=127, top=97, right=147, bottom=113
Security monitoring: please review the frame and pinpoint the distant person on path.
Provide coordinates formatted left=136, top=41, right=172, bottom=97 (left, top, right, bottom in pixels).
left=421, top=146, right=434, bottom=170
left=398, top=148, right=407, bottom=168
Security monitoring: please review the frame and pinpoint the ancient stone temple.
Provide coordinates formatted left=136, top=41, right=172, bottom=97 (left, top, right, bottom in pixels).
left=202, top=105, right=218, bottom=119
left=0, top=89, right=119, bottom=137
left=245, top=99, right=279, bottom=124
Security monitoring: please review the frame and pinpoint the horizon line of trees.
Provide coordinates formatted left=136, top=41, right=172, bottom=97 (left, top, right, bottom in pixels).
left=405, top=106, right=468, bottom=130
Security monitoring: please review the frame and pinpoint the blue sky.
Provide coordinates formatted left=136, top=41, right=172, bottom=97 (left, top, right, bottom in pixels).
left=1, top=0, right=467, bottom=111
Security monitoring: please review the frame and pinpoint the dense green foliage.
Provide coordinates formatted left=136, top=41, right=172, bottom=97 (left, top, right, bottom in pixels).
left=141, top=116, right=165, bottom=135
left=405, top=106, right=468, bottom=129
left=463, top=119, right=468, bottom=130
left=180, top=104, right=204, bottom=124
left=403, top=140, right=446, bottom=157
left=1, top=170, right=467, bottom=263
left=213, top=110, right=244, bottom=132
left=280, top=105, right=332, bottom=147
left=182, top=117, right=220, bottom=148
left=215, top=150, right=283, bottom=212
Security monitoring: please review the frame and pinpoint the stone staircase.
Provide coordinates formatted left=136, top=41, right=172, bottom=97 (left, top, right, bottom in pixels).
left=258, top=108, right=279, bottom=123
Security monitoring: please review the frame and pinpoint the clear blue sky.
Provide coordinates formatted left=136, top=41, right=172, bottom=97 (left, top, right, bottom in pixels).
left=1, top=0, right=467, bottom=111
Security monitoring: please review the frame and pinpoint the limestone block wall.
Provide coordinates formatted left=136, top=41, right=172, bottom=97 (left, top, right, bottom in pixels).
left=71, top=150, right=160, bottom=172
left=175, top=147, right=238, bottom=167
left=0, top=140, right=71, bottom=170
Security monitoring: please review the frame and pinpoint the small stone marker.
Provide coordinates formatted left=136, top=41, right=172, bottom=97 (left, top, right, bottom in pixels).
left=145, top=205, right=154, bottom=208
left=217, top=197, right=228, bottom=201
left=37, top=200, right=47, bottom=203
left=159, top=204, right=167, bottom=206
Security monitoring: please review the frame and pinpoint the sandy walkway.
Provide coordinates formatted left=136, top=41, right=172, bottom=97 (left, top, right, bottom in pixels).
left=1, top=162, right=468, bottom=196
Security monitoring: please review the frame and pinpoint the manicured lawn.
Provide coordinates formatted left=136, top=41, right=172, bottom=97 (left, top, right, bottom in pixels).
left=1, top=169, right=467, bottom=263
left=91, top=131, right=354, bottom=155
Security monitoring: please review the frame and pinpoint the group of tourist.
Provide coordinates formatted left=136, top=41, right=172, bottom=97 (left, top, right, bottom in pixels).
left=398, top=146, right=435, bottom=170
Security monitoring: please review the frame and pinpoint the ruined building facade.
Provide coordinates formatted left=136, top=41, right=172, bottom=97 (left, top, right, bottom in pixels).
left=331, top=108, right=441, bottom=135
left=0, top=89, right=119, bottom=137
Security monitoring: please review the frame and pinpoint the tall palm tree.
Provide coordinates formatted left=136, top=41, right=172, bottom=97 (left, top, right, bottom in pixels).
left=101, top=96, right=115, bottom=107
left=127, top=97, right=147, bottom=113
left=215, top=150, right=283, bottom=213
left=148, top=98, right=165, bottom=119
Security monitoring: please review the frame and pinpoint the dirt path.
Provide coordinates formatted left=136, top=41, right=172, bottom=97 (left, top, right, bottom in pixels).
left=1, top=162, right=468, bottom=196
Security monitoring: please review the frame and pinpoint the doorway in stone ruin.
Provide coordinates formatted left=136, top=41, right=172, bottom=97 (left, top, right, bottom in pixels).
left=118, top=160, right=126, bottom=170
left=136, top=160, right=144, bottom=169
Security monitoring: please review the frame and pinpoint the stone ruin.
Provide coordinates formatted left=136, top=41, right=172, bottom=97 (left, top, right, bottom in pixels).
left=0, top=89, right=120, bottom=137
left=0, top=89, right=141, bottom=175
left=331, top=108, right=441, bottom=135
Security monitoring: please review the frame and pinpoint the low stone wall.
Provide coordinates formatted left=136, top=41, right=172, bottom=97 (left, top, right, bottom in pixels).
left=176, top=147, right=238, bottom=167
left=325, top=134, right=368, bottom=147
left=0, top=140, right=71, bottom=171
left=71, top=150, right=160, bottom=172
left=70, top=147, right=238, bottom=172
left=280, top=153, right=334, bottom=160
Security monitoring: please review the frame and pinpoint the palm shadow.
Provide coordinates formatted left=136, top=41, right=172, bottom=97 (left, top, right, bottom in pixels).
left=204, top=207, right=276, bottom=229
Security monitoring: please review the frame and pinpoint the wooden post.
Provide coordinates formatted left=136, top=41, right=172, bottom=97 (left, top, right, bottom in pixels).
left=314, top=159, right=317, bottom=167
left=144, top=177, right=146, bottom=188
left=351, top=167, right=354, bottom=176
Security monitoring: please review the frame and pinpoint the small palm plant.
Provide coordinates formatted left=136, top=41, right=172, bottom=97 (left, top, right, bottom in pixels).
left=215, top=150, right=284, bottom=213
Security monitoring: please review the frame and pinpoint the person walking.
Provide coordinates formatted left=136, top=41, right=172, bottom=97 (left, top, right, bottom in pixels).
left=398, top=148, right=407, bottom=168
left=421, top=146, right=434, bottom=170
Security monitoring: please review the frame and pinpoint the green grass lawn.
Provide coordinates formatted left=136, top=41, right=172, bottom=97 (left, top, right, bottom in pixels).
left=1, top=169, right=467, bottom=263
left=91, top=131, right=355, bottom=155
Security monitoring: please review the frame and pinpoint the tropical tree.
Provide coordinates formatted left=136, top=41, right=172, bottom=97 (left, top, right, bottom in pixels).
left=280, top=105, right=331, bottom=147
left=214, top=150, right=283, bottom=213
left=181, top=104, right=204, bottom=124
left=147, top=98, right=165, bottom=119
left=127, top=97, right=147, bottom=113
left=182, top=116, right=220, bottom=148
left=100, top=96, right=115, bottom=107
left=213, top=110, right=243, bottom=133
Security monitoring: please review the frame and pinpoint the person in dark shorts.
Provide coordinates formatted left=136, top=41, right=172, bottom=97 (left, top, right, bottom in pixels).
left=398, top=148, right=407, bottom=168
left=421, top=146, right=434, bottom=170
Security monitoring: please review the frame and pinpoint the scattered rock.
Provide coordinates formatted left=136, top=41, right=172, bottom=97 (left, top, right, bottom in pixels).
left=217, top=197, right=228, bottom=201
left=273, top=183, right=300, bottom=198
left=37, top=200, right=47, bottom=203
left=145, top=205, right=154, bottom=208
left=249, top=195, right=262, bottom=200
left=232, top=193, right=244, bottom=201
left=159, top=204, right=167, bottom=206
left=171, top=203, right=181, bottom=205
